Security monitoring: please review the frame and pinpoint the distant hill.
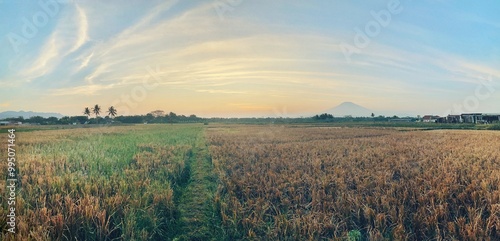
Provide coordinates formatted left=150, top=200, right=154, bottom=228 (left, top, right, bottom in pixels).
left=325, top=102, right=373, bottom=117
left=0, top=111, right=64, bottom=119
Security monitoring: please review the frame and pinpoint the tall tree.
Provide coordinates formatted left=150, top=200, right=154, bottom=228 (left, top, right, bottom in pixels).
left=84, top=107, right=91, bottom=117
left=92, top=104, right=101, bottom=124
left=149, top=110, right=165, bottom=118
left=92, top=104, right=101, bottom=117
left=107, top=106, right=117, bottom=118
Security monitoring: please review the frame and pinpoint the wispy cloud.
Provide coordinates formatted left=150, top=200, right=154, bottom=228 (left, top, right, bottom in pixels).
left=21, top=35, right=58, bottom=81
left=69, top=4, right=88, bottom=53
left=51, top=84, right=116, bottom=96
left=196, top=89, right=247, bottom=94
left=19, top=2, right=89, bottom=82
left=78, top=51, right=93, bottom=70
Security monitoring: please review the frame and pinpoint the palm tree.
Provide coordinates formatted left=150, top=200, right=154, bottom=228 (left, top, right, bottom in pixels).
left=92, top=104, right=101, bottom=117
left=92, top=104, right=101, bottom=124
left=107, top=106, right=117, bottom=118
left=83, top=107, right=91, bottom=117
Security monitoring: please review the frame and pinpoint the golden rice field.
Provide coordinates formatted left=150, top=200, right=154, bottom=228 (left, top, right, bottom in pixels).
left=1, top=124, right=500, bottom=240
left=207, top=125, right=500, bottom=240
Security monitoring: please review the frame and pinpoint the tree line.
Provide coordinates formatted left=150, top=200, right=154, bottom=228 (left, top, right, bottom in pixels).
left=1, top=108, right=419, bottom=125
left=1, top=107, right=203, bottom=125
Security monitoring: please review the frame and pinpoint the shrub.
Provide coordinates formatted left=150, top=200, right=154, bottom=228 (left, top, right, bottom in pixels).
left=348, top=230, right=362, bottom=241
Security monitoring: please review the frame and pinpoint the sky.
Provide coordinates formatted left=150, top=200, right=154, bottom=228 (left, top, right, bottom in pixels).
left=0, top=0, right=499, bottom=117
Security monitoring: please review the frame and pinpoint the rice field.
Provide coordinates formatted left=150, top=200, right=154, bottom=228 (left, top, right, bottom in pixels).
left=0, top=125, right=207, bottom=240
left=1, top=124, right=500, bottom=240
left=207, top=125, right=500, bottom=240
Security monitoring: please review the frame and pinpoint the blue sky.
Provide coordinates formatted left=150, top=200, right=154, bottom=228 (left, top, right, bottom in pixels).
left=1, top=0, right=499, bottom=117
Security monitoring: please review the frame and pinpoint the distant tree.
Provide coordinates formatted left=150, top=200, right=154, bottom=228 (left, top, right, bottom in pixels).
left=6, top=116, right=24, bottom=122
left=59, top=116, right=71, bottom=124
left=313, top=113, right=334, bottom=121
left=322, top=113, right=333, bottom=119
left=107, top=106, right=117, bottom=118
left=92, top=105, right=101, bottom=117
left=145, top=113, right=155, bottom=123
left=84, top=107, right=91, bottom=117
left=27, top=116, right=45, bottom=124
left=166, top=112, right=178, bottom=123
left=92, top=104, right=101, bottom=124
left=371, top=113, right=375, bottom=118
left=72, top=116, right=88, bottom=124
left=114, top=115, right=144, bottom=123
left=46, top=117, right=58, bottom=124
left=189, top=114, right=199, bottom=122
left=149, top=110, right=165, bottom=118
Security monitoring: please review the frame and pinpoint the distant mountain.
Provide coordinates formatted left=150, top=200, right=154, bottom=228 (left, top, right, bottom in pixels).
left=325, top=102, right=373, bottom=117
left=0, top=111, right=64, bottom=119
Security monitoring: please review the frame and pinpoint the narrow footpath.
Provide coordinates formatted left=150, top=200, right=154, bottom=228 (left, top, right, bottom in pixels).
left=174, top=131, right=221, bottom=241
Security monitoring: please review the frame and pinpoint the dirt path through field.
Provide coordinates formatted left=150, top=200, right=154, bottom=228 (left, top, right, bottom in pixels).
left=174, top=130, right=221, bottom=240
